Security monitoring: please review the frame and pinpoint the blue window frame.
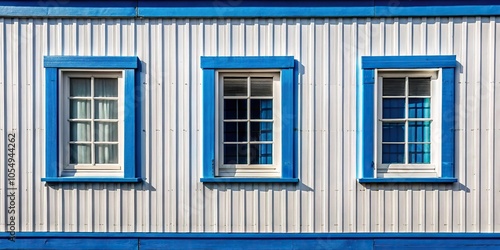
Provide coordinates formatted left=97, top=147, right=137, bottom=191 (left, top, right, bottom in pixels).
left=200, top=56, right=298, bottom=183
left=357, top=55, right=457, bottom=183
left=43, top=56, right=142, bottom=183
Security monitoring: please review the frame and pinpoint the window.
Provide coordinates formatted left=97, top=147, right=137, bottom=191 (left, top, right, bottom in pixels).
left=358, top=56, right=457, bottom=183
left=201, top=56, right=298, bottom=183
left=43, top=56, right=141, bottom=182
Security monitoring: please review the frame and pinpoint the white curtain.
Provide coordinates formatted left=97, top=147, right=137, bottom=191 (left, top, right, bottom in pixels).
left=69, top=78, right=118, bottom=165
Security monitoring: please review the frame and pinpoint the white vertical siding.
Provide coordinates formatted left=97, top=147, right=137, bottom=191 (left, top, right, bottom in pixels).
left=1, top=17, right=500, bottom=233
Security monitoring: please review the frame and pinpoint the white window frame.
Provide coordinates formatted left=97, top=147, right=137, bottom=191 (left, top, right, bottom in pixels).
left=375, top=69, right=442, bottom=178
left=215, top=71, right=282, bottom=177
left=59, top=70, right=125, bottom=177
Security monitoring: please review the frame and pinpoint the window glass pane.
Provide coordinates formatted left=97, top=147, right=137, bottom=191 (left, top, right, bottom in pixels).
left=250, top=144, right=273, bottom=164
left=224, top=144, right=248, bottom=164
left=382, top=78, right=405, bottom=96
left=95, top=122, right=118, bottom=142
left=250, top=99, right=273, bottom=119
left=224, top=99, right=247, bottom=119
left=409, top=77, right=430, bottom=96
left=408, top=121, right=431, bottom=142
left=382, top=98, right=405, bottom=119
left=250, top=122, right=273, bottom=141
left=70, top=100, right=91, bottom=119
left=409, top=143, right=431, bottom=163
left=382, top=122, right=405, bottom=142
left=224, top=122, right=247, bottom=142
left=70, top=122, right=91, bottom=141
left=224, top=77, right=247, bottom=96
left=250, top=77, right=273, bottom=96
left=95, top=144, right=118, bottom=164
left=70, top=78, right=91, bottom=97
left=94, top=78, right=118, bottom=97
left=95, top=100, right=118, bottom=119
left=408, top=98, right=430, bottom=118
left=382, top=144, right=405, bottom=164
left=70, top=144, right=91, bottom=164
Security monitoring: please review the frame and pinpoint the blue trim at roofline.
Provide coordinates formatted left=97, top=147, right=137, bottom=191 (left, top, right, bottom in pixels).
left=3, top=232, right=500, bottom=250
left=1, top=1, right=500, bottom=18
left=357, top=55, right=456, bottom=182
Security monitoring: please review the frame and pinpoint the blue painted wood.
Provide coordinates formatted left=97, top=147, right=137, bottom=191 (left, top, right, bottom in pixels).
left=123, top=69, right=136, bottom=179
left=44, top=56, right=139, bottom=69
left=41, top=177, right=142, bottom=183
left=281, top=68, right=294, bottom=179
left=441, top=68, right=455, bottom=178
left=200, top=56, right=295, bottom=69
left=200, top=178, right=299, bottom=183
left=135, top=62, right=143, bottom=179
left=374, top=239, right=500, bottom=250
left=2, top=1, right=500, bottom=18
left=202, top=69, right=215, bottom=179
left=361, top=55, right=457, bottom=69
left=357, top=69, right=375, bottom=179
left=358, top=178, right=457, bottom=183
left=45, top=67, right=58, bottom=179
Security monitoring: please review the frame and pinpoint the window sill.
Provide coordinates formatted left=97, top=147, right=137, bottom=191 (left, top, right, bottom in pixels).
left=200, top=177, right=299, bottom=183
left=41, top=177, right=143, bottom=183
left=358, top=178, right=457, bottom=183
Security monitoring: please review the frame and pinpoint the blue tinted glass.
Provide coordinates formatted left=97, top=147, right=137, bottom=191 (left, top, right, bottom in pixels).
left=408, top=98, right=430, bottom=118
left=224, top=99, right=247, bottom=119
left=224, top=144, right=248, bottom=164
left=250, top=144, right=273, bottom=164
left=224, top=122, right=247, bottom=142
left=382, top=144, right=405, bottom=164
left=382, top=122, right=405, bottom=142
left=408, top=121, right=431, bottom=142
left=250, top=122, right=273, bottom=141
left=382, top=98, right=405, bottom=119
left=408, top=143, right=431, bottom=163
left=250, top=99, right=272, bottom=119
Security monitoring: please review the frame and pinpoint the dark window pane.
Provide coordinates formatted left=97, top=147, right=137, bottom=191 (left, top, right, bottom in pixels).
left=250, top=144, right=273, bottom=164
left=408, top=121, right=431, bottom=142
left=382, top=122, right=405, bottom=142
left=250, top=122, right=273, bottom=141
left=382, top=144, right=405, bottom=164
left=224, top=122, right=247, bottom=142
left=409, top=77, right=430, bottom=96
left=70, top=122, right=91, bottom=141
left=250, top=77, right=273, bottom=96
left=224, top=99, right=247, bottom=119
left=95, top=144, right=118, bottom=164
left=70, top=100, right=91, bottom=119
left=70, top=78, right=91, bottom=97
left=94, top=100, right=118, bottom=119
left=409, top=143, right=431, bottom=163
left=95, top=122, right=118, bottom=142
left=69, top=144, right=91, bottom=164
left=224, top=77, right=247, bottom=96
left=224, top=144, right=247, bottom=164
left=382, top=98, right=405, bottom=119
left=94, top=78, right=118, bottom=97
left=383, top=78, right=405, bottom=96
left=250, top=99, right=273, bottom=119
left=408, top=98, right=430, bottom=118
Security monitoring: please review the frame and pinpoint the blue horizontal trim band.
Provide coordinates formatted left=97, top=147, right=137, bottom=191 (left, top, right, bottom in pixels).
left=201, top=56, right=295, bottom=69
left=200, top=178, right=299, bottom=183
left=361, top=55, right=457, bottom=69
left=358, top=178, right=458, bottom=183
left=44, top=56, right=139, bottom=69
left=41, top=177, right=143, bottom=183
left=2, top=2, right=500, bottom=18
left=4, top=232, right=500, bottom=239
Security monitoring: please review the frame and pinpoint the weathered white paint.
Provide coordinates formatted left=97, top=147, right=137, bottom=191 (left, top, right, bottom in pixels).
left=0, top=17, right=499, bottom=233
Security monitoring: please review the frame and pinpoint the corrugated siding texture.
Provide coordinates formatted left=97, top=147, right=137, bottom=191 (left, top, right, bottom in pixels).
left=0, top=17, right=499, bottom=233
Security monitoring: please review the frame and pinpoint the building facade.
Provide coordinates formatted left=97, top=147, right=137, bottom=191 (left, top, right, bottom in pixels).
left=1, top=1, right=500, bottom=249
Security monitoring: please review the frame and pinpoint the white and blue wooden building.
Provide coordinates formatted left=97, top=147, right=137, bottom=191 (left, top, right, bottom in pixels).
left=1, top=0, right=500, bottom=249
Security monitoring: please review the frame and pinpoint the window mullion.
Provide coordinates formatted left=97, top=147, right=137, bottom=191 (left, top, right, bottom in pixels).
left=247, top=76, right=251, bottom=165
left=404, top=76, right=409, bottom=165
left=91, top=76, right=95, bottom=165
